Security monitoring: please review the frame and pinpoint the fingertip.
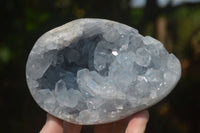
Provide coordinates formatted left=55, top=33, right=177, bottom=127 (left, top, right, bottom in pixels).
left=125, top=110, right=149, bottom=133
left=46, top=114, right=63, bottom=125
left=136, top=110, right=149, bottom=120
left=40, top=114, right=63, bottom=133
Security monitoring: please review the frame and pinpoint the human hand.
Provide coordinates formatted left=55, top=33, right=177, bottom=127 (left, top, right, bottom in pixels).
left=40, top=110, right=149, bottom=133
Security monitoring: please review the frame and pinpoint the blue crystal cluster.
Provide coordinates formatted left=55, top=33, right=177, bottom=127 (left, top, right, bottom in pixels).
left=26, top=19, right=181, bottom=124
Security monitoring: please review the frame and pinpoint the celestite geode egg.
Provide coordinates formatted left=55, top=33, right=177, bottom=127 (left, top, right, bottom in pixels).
left=26, top=18, right=181, bottom=125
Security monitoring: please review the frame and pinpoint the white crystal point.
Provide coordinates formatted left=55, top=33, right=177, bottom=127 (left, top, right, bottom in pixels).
left=26, top=18, right=181, bottom=125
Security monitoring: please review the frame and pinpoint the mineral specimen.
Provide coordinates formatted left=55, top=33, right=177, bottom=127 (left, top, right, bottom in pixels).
left=26, top=18, right=181, bottom=125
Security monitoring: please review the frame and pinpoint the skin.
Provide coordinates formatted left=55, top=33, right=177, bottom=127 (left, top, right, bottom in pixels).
left=40, top=110, right=149, bottom=133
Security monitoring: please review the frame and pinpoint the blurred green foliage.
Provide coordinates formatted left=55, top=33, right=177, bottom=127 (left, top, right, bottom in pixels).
left=0, top=47, right=12, bottom=63
left=0, top=0, right=199, bottom=133
left=170, top=5, right=200, bottom=57
left=25, top=8, right=50, bottom=31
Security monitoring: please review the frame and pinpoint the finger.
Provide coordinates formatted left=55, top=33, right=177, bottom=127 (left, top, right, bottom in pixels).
left=125, top=110, right=149, bottom=133
left=40, top=114, right=63, bottom=133
left=94, top=118, right=129, bottom=133
left=63, top=121, right=82, bottom=133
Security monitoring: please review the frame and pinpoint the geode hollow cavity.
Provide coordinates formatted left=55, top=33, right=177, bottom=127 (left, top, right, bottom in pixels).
left=26, top=18, right=181, bottom=125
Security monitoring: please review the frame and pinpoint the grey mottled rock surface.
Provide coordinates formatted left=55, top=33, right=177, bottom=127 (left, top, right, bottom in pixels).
left=26, top=18, right=181, bottom=125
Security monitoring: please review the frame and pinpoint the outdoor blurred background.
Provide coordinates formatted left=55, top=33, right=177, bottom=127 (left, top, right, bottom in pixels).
left=0, top=0, right=200, bottom=132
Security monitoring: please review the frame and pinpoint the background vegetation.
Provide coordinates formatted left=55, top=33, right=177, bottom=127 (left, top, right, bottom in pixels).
left=0, top=0, right=199, bottom=132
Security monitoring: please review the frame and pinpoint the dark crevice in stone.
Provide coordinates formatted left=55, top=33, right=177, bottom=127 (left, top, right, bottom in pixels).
left=37, top=34, right=103, bottom=91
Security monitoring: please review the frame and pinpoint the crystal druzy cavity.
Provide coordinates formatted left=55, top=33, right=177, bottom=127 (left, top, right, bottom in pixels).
left=26, top=19, right=181, bottom=125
